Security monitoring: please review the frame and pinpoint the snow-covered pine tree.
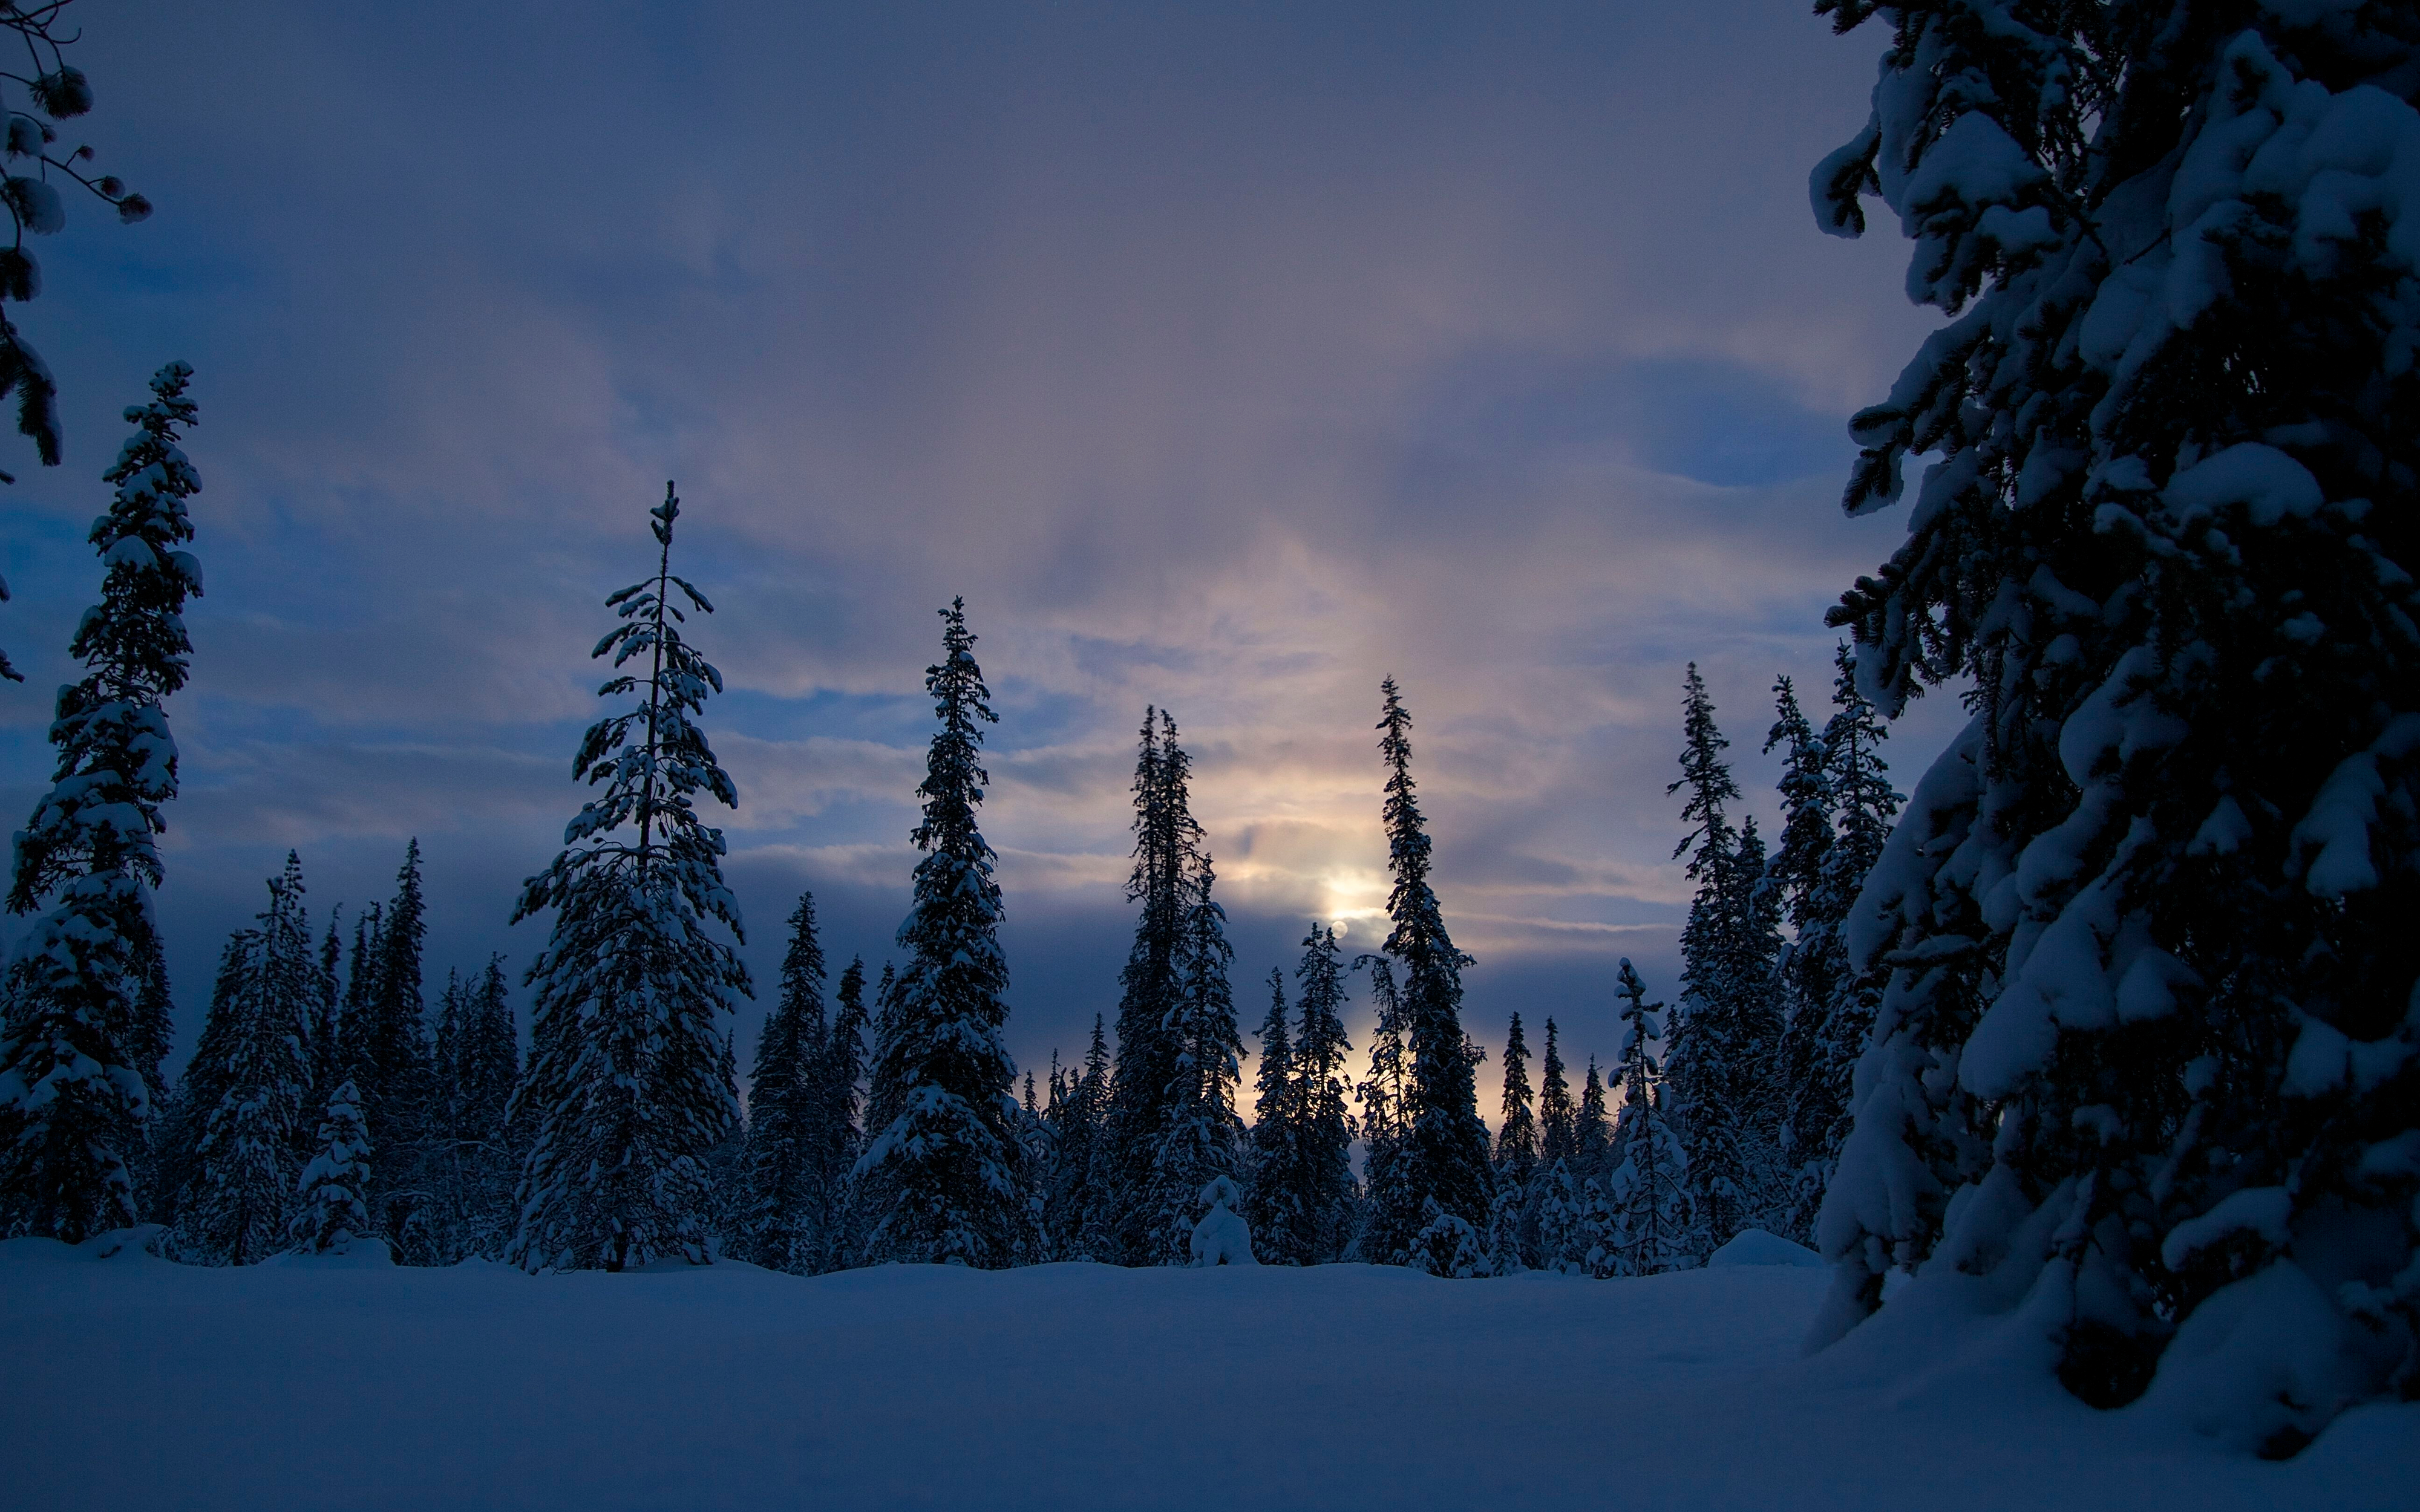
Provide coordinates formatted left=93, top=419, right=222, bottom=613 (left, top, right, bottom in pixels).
left=509, top=483, right=750, bottom=1272
left=1527, top=1015, right=1577, bottom=1251
left=289, top=1080, right=372, bottom=1256
left=174, top=859, right=315, bottom=1265
left=742, top=891, right=827, bottom=1274
left=449, top=954, right=519, bottom=1260
left=1104, top=707, right=1209, bottom=1265
left=1139, top=856, right=1246, bottom=1265
left=363, top=839, right=432, bottom=1259
left=1490, top=1011, right=1539, bottom=1271
left=1041, top=1013, right=1113, bottom=1261
left=1535, top=1017, right=1575, bottom=1170
left=427, top=968, right=469, bottom=1257
left=1243, top=969, right=1305, bottom=1263
left=0, top=363, right=201, bottom=1243
left=1289, top=923, right=1358, bottom=1264
left=1808, top=0, right=2420, bottom=1443
left=1728, top=814, right=1787, bottom=1226
left=809, top=952, right=869, bottom=1272
left=1351, top=954, right=1413, bottom=1262
left=1663, top=665, right=1779, bottom=1251
left=308, top=912, right=344, bottom=1110
left=1767, top=650, right=1903, bottom=1243
left=1574, top=1058, right=1610, bottom=1188
left=148, top=930, right=250, bottom=1231
left=1373, top=679, right=1494, bottom=1265
left=1765, top=673, right=1839, bottom=1245
left=854, top=600, right=1028, bottom=1268
left=1603, top=957, right=1696, bottom=1276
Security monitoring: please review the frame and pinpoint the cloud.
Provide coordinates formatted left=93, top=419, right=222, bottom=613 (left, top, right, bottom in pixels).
left=0, top=1, right=1960, bottom=1082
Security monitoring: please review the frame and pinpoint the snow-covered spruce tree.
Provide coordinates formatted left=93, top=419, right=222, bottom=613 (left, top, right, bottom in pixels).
left=1663, top=665, right=1780, bottom=1252
left=1351, top=954, right=1413, bottom=1262
left=1289, top=923, right=1359, bottom=1263
left=1041, top=1013, right=1113, bottom=1260
left=812, top=952, right=869, bottom=1271
left=1603, top=958, right=1698, bottom=1276
left=174, top=860, right=315, bottom=1265
left=361, top=839, right=432, bottom=1257
left=443, top=954, right=519, bottom=1260
left=1764, top=677, right=1839, bottom=1232
left=289, top=1080, right=372, bottom=1256
left=1374, top=679, right=1494, bottom=1271
left=1809, top=1, right=2420, bottom=1442
left=854, top=600, right=1029, bottom=1268
left=1244, top=969, right=1305, bottom=1262
left=1536, top=1017, right=1575, bottom=1170
left=307, top=912, right=344, bottom=1110
left=1768, top=651, right=1903, bottom=1244
left=741, top=891, right=828, bottom=1274
left=509, top=483, right=750, bottom=1273
left=1139, top=856, right=1247, bottom=1265
left=1104, top=707, right=1209, bottom=1264
left=1574, top=1058, right=1610, bottom=1188
left=0, top=362, right=198, bottom=1243
left=1490, top=1011, right=1539, bottom=1271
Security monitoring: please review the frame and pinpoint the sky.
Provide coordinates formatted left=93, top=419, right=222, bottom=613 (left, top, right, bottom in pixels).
left=0, top=1, right=1964, bottom=1100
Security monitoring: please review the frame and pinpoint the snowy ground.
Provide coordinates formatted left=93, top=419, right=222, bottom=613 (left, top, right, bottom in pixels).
left=4, top=1237, right=2412, bottom=1511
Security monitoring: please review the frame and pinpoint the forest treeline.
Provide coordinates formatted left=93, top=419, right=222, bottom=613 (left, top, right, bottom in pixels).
left=2, top=446, right=1899, bottom=1281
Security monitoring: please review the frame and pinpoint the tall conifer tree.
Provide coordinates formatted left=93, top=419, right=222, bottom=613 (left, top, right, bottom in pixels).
left=173, top=860, right=314, bottom=1265
left=1139, top=857, right=1245, bottom=1263
left=509, top=483, right=749, bottom=1272
left=1104, top=708, right=1210, bottom=1263
left=1374, top=679, right=1493, bottom=1266
left=1243, top=970, right=1303, bottom=1262
left=1289, top=923, right=1358, bottom=1263
left=854, top=601, right=1027, bottom=1267
left=742, top=891, right=827, bottom=1274
left=1603, top=958, right=1696, bottom=1276
left=0, top=363, right=200, bottom=1242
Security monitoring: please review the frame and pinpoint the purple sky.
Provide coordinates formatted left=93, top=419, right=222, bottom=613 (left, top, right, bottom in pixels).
left=0, top=2, right=1963, bottom=1095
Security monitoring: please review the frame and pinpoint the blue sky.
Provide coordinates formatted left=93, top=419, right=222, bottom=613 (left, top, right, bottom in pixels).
left=0, top=1, right=1964, bottom=1093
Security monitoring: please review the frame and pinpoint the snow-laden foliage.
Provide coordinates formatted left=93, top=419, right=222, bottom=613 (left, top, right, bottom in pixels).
left=510, top=484, right=749, bottom=1273
left=1373, top=679, right=1494, bottom=1259
left=289, top=1080, right=372, bottom=1256
left=1811, top=0, right=2420, bottom=1447
left=0, top=1, right=151, bottom=519
left=1188, top=1174, right=1257, bottom=1266
left=854, top=600, right=1030, bottom=1268
left=0, top=363, right=198, bottom=1243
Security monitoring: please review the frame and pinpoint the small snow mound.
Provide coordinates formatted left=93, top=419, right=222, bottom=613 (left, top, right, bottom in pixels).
left=261, top=1236, right=394, bottom=1269
left=1190, top=1176, right=1257, bottom=1266
left=1708, top=1229, right=1823, bottom=1269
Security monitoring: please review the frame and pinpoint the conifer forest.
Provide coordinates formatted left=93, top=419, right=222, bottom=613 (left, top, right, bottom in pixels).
left=2, top=3, right=2416, bottom=1507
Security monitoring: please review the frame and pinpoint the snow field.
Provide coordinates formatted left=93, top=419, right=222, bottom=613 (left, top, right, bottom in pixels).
left=5, top=1237, right=2413, bottom=1511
